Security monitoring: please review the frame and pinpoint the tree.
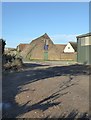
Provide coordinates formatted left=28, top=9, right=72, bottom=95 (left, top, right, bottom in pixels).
left=0, top=39, right=6, bottom=54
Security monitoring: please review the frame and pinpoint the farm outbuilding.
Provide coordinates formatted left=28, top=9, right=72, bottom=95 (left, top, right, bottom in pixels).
left=17, top=44, right=29, bottom=52
left=20, top=33, right=61, bottom=60
left=64, top=42, right=77, bottom=53
left=77, top=33, right=91, bottom=64
left=18, top=33, right=77, bottom=61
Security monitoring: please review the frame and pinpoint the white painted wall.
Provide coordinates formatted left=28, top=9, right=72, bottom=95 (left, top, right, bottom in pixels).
left=64, top=42, right=75, bottom=53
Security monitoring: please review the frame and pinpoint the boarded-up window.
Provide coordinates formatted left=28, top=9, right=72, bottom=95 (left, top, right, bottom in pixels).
left=44, top=45, right=48, bottom=50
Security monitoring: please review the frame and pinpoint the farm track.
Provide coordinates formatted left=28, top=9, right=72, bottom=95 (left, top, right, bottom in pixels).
left=2, top=61, right=90, bottom=118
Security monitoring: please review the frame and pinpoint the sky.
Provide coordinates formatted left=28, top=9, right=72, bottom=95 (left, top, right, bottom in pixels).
left=2, top=2, right=89, bottom=48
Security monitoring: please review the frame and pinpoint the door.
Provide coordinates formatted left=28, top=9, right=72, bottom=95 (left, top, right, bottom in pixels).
left=44, top=51, right=48, bottom=60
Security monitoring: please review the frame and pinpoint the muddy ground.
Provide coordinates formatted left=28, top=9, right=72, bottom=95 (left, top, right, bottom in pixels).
left=2, top=61, right=90, bottom=118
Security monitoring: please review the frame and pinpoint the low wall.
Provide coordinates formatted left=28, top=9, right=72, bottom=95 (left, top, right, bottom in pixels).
left=24, top=51, right=77, bottom=61
left=60, top=53, right=77, bottom=61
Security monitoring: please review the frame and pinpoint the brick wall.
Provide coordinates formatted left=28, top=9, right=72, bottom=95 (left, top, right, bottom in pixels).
left=60, top=53, right=77, bottom=61
left=20, top=34, right=77, bottom=61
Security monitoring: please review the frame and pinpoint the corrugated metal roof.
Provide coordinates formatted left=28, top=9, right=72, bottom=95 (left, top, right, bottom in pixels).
left=76, top=33, right=91, bottom=38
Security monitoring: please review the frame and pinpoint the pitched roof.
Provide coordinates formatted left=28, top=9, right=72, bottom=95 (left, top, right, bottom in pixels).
left=55, top=44, right=66, bottom=53
left=76, top=32, right=91, bottom=38
left=31, top=33, right=52, bottom=43
left=17, top=44, right=29, bottom=51
left=42, top=33, right=51, bottom=39
left=20, top=33, right=61, bottom=60
left=69, top=42, right=77, bottom=52
left=20, top=33, right=53, bottom=58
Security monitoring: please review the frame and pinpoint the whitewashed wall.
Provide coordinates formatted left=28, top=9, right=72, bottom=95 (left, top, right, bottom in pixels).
left=64, top=43, right=75, bottom=53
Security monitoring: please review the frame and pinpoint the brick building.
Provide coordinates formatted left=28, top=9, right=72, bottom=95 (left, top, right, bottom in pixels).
left=18, top=33, right=77, bottom=61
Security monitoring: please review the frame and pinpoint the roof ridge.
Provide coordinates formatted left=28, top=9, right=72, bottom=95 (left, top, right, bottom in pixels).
left=32, top=33, right=51, bottom=41
left=69, top=41, right=76, bottom=43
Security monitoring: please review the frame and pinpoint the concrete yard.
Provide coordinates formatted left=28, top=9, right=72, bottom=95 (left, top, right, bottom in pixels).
left=2, top=61, right=90, bottom=118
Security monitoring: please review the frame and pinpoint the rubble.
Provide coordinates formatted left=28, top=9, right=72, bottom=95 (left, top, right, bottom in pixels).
left=2, top=54, right=23, bottom=72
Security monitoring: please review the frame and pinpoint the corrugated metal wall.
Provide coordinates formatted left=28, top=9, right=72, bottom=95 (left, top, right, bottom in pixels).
left=77, top=37, right=91, bottom=64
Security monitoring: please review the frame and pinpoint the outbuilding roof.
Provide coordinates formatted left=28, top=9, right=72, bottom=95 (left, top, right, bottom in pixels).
left=55, top=44, right=66, bottom=53
left=69, top=42, right=77, bottom=52
left=31, top=33, right=51, bottom=43
left=76, top=33, right=91, bottom=38
left=17, top=44, right=29, bottom=51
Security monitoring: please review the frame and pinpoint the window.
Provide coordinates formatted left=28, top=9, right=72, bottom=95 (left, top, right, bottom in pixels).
left=68, top=47, right=70, bottom=49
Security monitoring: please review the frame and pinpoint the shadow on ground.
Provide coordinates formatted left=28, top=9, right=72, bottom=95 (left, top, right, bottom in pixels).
left=23, top=63, right=49, bottom=68
left=2, top=63, right=90, bottom=118
left=50, top=109, right=89, bottom=119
